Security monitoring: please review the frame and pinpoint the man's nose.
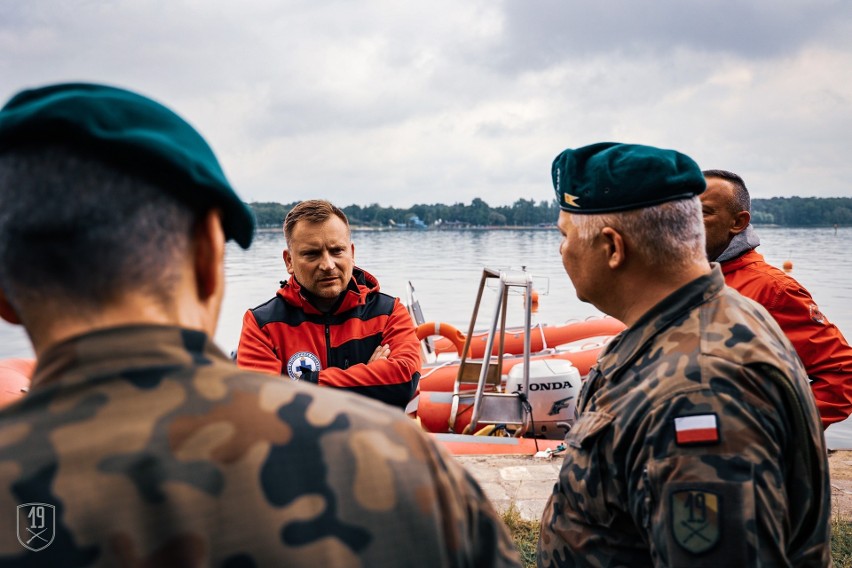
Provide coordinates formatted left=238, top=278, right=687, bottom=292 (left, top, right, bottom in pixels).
left=318, top=251, right=336, bottom=270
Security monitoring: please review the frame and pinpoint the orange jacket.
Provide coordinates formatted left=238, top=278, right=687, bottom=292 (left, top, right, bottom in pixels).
left=722, top=249, right=852, bottom=428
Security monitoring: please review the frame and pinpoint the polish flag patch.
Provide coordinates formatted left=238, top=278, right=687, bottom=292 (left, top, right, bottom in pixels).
left=674, top=414, right=720, bottom=445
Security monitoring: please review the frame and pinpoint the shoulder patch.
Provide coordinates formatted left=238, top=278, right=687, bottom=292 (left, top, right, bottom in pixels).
left=673, top=414, right=719, bottom=446
left=671, top=490, right=720, bottom=554
left=659, top=478, right=748, bottom=565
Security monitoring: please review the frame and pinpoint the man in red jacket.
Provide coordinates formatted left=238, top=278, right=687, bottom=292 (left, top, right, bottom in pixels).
left=701, top=169, right=852, bottom=428
left=237, top=199, right=421, bottom=410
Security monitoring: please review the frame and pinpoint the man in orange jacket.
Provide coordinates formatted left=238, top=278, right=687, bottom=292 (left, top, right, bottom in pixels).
left=701, top=169, right=852, bottom=428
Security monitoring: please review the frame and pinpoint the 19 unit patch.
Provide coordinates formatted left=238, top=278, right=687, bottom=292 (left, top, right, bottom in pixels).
left=671, top=490, right=720, bottom=554
left=17, top=503, right=55, bottom=552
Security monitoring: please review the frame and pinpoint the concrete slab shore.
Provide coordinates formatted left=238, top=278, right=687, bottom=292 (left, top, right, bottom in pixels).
left=456, top=450, right=852, bottom=522
left=454, top=454, right=562, bottom=521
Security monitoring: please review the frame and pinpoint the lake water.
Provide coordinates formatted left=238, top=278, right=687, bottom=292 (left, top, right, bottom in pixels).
left=3, top=226, right=852, bottom=446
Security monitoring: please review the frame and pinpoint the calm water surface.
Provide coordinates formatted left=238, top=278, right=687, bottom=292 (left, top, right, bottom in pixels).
left=3, top=227, right=852, bottom=445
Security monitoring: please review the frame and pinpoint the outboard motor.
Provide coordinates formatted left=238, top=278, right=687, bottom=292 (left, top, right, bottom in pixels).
left=506, top=359, right=582, bottom=439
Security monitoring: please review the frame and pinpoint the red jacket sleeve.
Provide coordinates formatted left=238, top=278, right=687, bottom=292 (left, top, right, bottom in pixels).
left=724, top=253, right=852, bottom=429
left=236, top=309, right=284, bottom=376
left=317, top=299, right=421, bottom=407
left=765, top=283, right=852, bottom=428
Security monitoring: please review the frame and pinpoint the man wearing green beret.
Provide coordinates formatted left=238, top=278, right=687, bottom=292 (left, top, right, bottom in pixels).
left=537, top=142, right=830, bottom=566
left=0, top=83, right=521, bottom=567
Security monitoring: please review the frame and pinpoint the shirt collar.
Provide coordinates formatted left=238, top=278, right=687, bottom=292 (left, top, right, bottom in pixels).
left=31, top=324, right=226, bottom=391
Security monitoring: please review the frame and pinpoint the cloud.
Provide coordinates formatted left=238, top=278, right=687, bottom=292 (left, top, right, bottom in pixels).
left=493, top=0, right=851, bottom=67
left=1, top=0, right=851, bottom=207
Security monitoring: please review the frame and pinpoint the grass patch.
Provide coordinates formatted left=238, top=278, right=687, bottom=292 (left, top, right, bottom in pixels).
left=834, top=517, right=852, bottom=567
left=506, top=506, right=852, bottom=567
left=502, top=505, right=539, bottom=568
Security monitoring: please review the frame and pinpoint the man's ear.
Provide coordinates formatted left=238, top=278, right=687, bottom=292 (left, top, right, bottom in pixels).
left=283, top=249, right=294, bottom=274
left=194, top=209, right=226, bottom=301
left=600, top=227, right=626, bottom=270
left=730, top=210, right=751, bottom=236
left=0, top=288, right=22, bottom=325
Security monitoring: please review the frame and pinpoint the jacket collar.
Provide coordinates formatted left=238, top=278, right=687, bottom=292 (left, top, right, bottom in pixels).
left=595, top=265, right=725, bottom=384
left=715, top=223, right=761, bottom=262
left=277, top=266, right=379, bottom=315
left=30, top=324, right=225, bottom=392
left=719, top=248, right=764, bottom=276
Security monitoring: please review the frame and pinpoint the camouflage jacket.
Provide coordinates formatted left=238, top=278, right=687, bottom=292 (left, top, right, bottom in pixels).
left=538, top=266, right=830, bottom=567
left=0, top=325, right=521, bottom=567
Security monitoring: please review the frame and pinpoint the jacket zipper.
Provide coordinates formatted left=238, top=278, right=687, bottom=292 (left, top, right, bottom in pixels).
left=325, top=322, right=331, bottom=367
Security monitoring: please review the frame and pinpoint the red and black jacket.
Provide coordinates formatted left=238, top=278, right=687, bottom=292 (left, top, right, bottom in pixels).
left=237, top=267, right=421, bottom=410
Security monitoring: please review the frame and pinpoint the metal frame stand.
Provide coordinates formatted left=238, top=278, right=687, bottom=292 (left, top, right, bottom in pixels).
left=449, top=268, right=533, bottom=435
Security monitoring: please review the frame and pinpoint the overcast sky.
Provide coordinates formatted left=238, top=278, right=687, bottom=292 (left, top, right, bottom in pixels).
left=2, top=0, right=851, bottom=207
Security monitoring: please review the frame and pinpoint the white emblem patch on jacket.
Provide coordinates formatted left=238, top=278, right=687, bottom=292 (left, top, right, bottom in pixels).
left=286, top=351, right=321, bottom=381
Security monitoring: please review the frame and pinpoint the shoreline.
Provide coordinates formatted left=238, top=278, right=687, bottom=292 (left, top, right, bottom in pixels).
left=255, top=225, right=557, bottom=233
left=252, top=223, right=848, bottom=233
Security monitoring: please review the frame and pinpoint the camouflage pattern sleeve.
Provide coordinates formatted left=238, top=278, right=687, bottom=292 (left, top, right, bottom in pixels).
left=540, top=362, right=830, bottom=567
left=629, top=362, right=829, bottom=566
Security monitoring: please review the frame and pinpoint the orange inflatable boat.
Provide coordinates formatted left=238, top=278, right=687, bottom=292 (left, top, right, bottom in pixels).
left=407, top=269, right=627, bottom=453
left=0, top=358, right=34, bottom=408
left=418, top=342, right=603, bottom=393
left=419, top=316, right=624, bottom=358
left=430, top=432, right=562, bottom=455
left=415, top=341, right=608, bottom=436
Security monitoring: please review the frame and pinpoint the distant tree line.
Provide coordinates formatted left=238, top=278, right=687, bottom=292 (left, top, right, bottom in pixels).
left=250, top=196, right=852, bottom=229
left=750, top=197, right=852, bottom=226
left=250, top=198, right=561, bottom=228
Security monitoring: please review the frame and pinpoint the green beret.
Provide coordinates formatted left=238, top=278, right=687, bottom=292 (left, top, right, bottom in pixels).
left=552, top=142, right=705, bottom=214
left=0, top=83, right=255, bottom=248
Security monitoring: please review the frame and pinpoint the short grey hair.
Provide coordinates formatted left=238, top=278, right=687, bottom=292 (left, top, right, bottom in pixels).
left=572, top=197, right=706, bottom=268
